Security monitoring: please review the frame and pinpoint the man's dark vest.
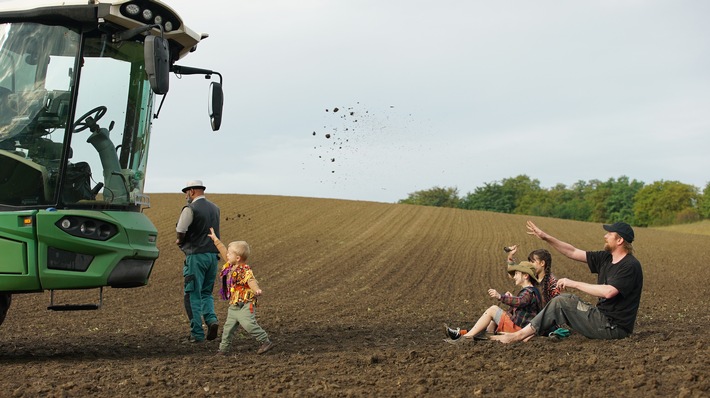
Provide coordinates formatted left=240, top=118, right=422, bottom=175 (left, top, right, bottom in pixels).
left=181, top=198, right=220, bottom=255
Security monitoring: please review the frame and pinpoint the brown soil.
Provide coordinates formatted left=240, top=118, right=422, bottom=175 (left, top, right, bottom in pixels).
left=1, top=194, right=708, bottom=397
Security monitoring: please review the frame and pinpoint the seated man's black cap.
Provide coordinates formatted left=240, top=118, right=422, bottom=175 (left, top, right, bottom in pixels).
left=603, top=222, right=634, bottom=243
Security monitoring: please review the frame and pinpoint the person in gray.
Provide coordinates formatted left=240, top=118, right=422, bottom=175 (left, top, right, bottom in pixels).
left=176, top=180, right=220, bottom=342
left=492, top=220, right=643, bottom=343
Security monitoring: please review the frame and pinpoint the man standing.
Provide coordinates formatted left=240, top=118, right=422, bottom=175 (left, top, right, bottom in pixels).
left=176, top=180, right=220, bottom=343
left=492, top=220, right=643, bottom=343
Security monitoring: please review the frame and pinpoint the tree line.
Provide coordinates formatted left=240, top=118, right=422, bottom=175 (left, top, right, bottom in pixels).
left=398, top=175, right=710, bottom=227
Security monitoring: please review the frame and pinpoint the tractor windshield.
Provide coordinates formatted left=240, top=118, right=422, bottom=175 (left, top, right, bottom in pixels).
left=0, top=22, right=153, bottom=210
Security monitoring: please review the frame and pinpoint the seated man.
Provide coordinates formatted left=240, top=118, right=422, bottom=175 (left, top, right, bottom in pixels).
left=492, top=221, right=643, bottom=343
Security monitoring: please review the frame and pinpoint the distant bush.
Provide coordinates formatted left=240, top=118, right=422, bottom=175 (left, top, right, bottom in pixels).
left=400, top=175, right=708, bottom=227
left=675, top=208, right=701, bottom=224
left=398, top=186, right=460, bottom=208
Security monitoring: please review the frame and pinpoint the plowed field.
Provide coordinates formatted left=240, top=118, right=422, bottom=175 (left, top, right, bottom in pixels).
left=1, top=194, right=708, bottom=397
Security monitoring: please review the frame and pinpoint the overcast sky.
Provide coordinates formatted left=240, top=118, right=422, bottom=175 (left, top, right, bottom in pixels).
left=49, top=1, right=710, bottom=202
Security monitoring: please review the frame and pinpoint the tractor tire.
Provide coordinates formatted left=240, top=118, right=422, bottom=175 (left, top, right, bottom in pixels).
left=0, top=293, right=11, bottom=326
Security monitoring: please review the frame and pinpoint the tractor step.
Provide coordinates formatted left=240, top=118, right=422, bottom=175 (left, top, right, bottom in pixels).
left=47, top=288, right=103, bottom=311
left=47, top=304, right=100, bottom=311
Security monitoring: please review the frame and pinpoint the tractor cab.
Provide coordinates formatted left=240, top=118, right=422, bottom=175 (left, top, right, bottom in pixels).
left=0, top=0, right=223, bottom=326
left=0, top=3, right=222, bottom=210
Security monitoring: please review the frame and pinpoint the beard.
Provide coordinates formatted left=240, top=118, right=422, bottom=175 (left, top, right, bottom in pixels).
left=604, top=242, right=611, bottom=252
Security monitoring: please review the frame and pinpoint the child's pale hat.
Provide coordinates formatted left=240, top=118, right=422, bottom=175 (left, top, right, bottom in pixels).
left=507, top=261, right=540, bottom=282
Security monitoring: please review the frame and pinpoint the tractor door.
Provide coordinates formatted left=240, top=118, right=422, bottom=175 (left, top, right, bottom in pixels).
left=0, top=211, right=41, bottom=292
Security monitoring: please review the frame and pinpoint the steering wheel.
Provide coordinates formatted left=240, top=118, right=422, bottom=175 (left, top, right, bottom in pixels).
left=72, top=105, right=107, bottom=133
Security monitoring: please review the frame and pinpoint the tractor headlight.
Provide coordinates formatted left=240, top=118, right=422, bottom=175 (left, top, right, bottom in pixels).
left=56, top=216, right=118, bottom=241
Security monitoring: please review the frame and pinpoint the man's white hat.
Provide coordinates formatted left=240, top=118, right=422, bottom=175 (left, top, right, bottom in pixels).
left=182, top=180, right=206, bottom=193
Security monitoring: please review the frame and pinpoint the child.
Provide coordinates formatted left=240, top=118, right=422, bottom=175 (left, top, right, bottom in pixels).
left=506, top=245, right=560, bottom=307
left=207, top=227, right=274, bottom=355
left=444, top=262, right=542, bottom=341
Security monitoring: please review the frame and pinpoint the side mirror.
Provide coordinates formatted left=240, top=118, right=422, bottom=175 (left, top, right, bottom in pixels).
left=208, top=81, right=223, bottom=131
left=144, top=36, right=170, bottom=95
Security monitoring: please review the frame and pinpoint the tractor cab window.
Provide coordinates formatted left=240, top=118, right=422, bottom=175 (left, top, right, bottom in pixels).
left=0, top=23, right=77, bottom=207
left=0, top=22, right=154, bottom=210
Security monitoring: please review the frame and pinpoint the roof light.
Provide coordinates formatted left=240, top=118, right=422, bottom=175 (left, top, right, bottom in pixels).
left=125, top=4, right=140, bottom=16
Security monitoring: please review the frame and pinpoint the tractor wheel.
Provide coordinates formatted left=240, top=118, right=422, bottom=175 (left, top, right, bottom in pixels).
left=0, top=293, right=11, bottom=326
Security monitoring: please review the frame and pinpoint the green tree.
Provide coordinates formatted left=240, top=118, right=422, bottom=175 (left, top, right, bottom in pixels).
left=504, top=175, right=543, bottom=214
left=568, top=180, right=596, bottom=221
left=398, top=186, right=460, bottom=208
left=461, top=175, right=542, bottom=213
left=587, top=179, right=610, bottom=222
left=605, top=176, right=644, bottom=223
left=550, top=182, right=593, bottom=220
left=586, top=176, right=643, bottom=224
left=699, top=182, right=710, bottom=219
left=459, top=181, right=513, bottom=212
left=515, top=182, right=592, bottom=221
left=516, top=186, right=553, bottom=217
left=633, top=180, right=698, bottom=226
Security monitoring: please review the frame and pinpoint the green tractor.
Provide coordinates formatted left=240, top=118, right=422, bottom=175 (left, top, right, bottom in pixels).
left=0, top=0, right=223, bottom=325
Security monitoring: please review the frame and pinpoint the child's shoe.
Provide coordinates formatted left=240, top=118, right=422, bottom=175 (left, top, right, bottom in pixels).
left=443, top=324, right=461, bottom=340
left=257, top=340, right=275, bottom=355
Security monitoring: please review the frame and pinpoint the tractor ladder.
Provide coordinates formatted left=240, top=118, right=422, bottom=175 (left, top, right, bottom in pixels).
left=47, top=287, right=103, bottom=311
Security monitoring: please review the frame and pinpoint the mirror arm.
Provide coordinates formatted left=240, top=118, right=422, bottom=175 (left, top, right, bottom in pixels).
left=171, top=65, right=223, bottom=84
left=170, top=65, right=224, bottom=131
left=113, top=24, right=161, bottom=43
